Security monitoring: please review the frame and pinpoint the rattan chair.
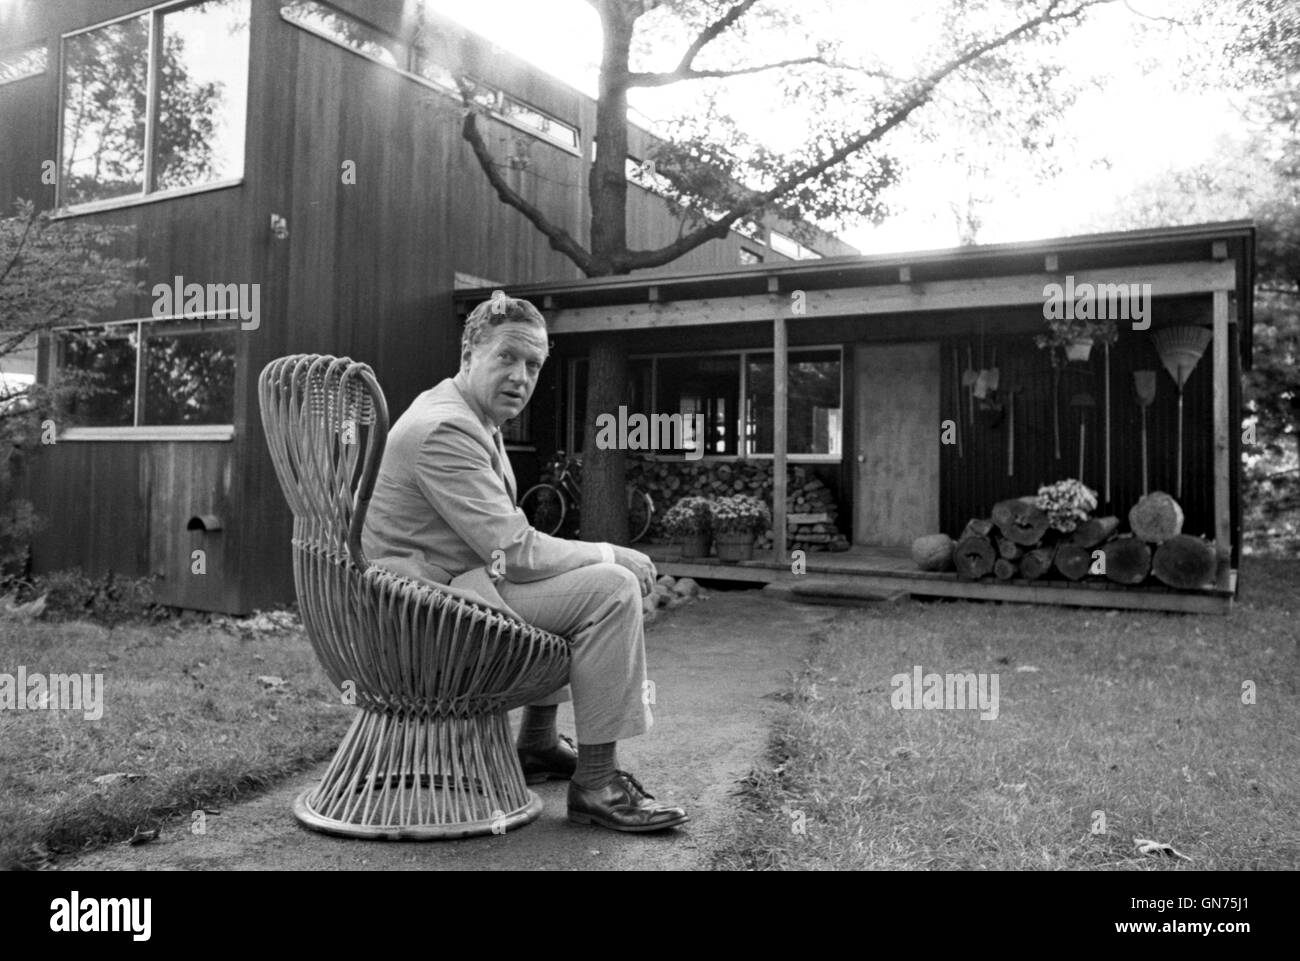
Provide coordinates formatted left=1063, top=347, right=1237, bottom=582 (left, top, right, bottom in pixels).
left=258, top=355, right=571, bottom=839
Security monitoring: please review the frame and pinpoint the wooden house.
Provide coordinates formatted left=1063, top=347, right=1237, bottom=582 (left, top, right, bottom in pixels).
left=0, top=0, right=851, bottom=613
left=461, top=222, right=1255, bottom=614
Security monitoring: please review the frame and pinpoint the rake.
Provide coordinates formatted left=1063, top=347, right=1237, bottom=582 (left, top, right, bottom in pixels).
left=1152, top=326, right=1212, bottom=499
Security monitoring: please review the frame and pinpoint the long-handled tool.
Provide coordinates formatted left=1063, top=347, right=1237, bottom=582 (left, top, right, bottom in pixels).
left=953, top=346, right=963, bottom=457
left=1152, top=326, right=1212, bottom=500
left=1133, top=370, right=1157, bottom=495
left=1071, top=392, right=1096, bottom=481
left=962, top=344, right=976, bottom=426
left=1052, top=356, right=1062, bottom=460
left=1005, top=383, right=1022, bottom=477
left=1103, top=342, right=1111, bottom=505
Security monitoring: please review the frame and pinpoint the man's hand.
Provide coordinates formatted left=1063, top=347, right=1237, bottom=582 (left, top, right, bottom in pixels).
left=610, top=545, right=657, bottom=597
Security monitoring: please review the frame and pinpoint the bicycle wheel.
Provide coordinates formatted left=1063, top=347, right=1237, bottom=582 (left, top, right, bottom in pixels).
left=627, top=488, right=654, bottom=543
left=519, top=483, right=566, bottom=535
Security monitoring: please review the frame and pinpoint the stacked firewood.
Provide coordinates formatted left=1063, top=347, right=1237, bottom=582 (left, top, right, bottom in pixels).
left=914, top=491, right=1224, bottom=590
left=631, top=457, right=847, bottom=551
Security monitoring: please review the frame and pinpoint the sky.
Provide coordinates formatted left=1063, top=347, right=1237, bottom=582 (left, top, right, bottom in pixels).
left=424, top=0, right=1255, bottom=255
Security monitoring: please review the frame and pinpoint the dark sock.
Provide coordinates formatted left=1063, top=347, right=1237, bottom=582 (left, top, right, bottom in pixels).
left=573, top=742, right=618, bottom=790
left=517, top=705, right=559, bottom=751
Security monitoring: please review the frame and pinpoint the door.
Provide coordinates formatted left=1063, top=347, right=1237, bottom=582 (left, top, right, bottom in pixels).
left=854, top=342, right=940, bottom=545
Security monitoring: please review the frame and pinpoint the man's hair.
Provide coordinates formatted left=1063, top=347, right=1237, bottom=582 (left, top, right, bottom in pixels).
left=461, top=291, right=547, bottom=358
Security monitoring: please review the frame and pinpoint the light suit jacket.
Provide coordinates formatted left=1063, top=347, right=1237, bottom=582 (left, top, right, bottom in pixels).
left=360, top=377, right=604, bottom=617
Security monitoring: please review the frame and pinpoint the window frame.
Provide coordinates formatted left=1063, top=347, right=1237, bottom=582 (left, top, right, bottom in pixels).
left=566, top=345, right=843, bottom=463
left=0, top=41, right=50, bottom=87
left=55, top=0, right=252, bottom=214
left=47, top=312, right=239, bottom=441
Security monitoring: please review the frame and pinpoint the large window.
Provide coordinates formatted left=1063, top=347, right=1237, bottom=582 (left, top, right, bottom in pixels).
left=59, top=0, right=250, bottom=208
left=56, top=317, right=237, bottom=428
left=568, top=348, right=841, bottom=459
left=282, top=0, right=580, bottom=154
left=770, top=230, right=822, bottom=261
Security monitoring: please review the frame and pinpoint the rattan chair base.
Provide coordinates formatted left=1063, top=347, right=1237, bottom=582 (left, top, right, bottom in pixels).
left=292, top=706, right=544, bottom=840
left=292, top=788, right=543, bottom=840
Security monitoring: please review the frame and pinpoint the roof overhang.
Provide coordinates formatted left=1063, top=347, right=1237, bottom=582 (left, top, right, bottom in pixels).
left=455, top=221, right=1257, bottom=366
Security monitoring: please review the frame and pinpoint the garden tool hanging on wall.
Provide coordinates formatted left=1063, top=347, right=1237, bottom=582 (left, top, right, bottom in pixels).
left=1070, top=392, right=1096, bottom=481
left=952, top=347, right=963, bottom=457
left=1005, top=383, right=1022, bottom=477
left=962, top=344, right=977, bottom=426
left=1133, top=370, right=1157, bottom=496
left=1152, top=325, right=1212, bottom=499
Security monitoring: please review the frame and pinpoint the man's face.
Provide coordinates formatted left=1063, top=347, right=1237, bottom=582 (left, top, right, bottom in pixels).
left=459, top=322, right=548, bottom=427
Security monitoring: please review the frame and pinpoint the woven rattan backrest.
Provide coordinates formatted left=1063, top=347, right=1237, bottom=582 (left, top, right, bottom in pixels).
left=258, top=355, right=389, bottom=568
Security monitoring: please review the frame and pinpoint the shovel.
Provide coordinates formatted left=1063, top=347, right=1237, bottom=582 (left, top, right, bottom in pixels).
left=1133, top=370, right=1157, bottom=495
left=985, top=345, right=1000, bottom=394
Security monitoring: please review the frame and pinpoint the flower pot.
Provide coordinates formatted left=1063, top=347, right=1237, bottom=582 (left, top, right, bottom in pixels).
left=679, top=533, right=711, bottom=558
left=714, top=531, right=755, bottom=563
left=1064, top=338, right=1093, bottom=362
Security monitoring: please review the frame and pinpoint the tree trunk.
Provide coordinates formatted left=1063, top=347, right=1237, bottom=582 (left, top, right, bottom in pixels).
left=1102, top=536, right=1151, bottom=585
left=993, top=557, right=1018, bottom=580
left=997, top=538, right=1024, bottom=561
left=574, top=3, right=639, bottom=544
left=1151, top=535, right=1217, bottom=589
left=580, top=335, right=629, bottom=543
left=953, top=535, right=995, bottom=579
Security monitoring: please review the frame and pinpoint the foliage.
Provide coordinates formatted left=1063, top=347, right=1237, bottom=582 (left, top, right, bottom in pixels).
left=661, top=496, right=714, bottom=537
left=12, top=568, right=166, bottom=627
left=710, top=493, right=771, bottom=535
left=0, top=199, right=144, bottom=577
left=1035, top=478, right=1097, bottom=533
left=1033, top=316, right=1118, bottom=354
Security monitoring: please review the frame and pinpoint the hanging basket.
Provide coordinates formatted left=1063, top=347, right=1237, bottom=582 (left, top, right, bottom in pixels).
left=1065, top=338, right=1093, bottom=362
left=714, top=530, right=755, bottom=563
left=679, top=533, right=712, bottom=558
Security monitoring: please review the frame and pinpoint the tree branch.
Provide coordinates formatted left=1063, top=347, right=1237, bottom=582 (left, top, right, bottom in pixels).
left=626, top=56, right=825, bottom=87
left=459, top=105, right=596, bottom=275
left=0, top=202, right=40, bottom=289
left=618, top=0, right=1112, bottom=272
left=674, top=0, right=761, bottom=73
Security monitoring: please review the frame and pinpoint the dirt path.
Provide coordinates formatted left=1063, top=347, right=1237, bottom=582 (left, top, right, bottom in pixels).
left=60, top=591, right=835, bottom=871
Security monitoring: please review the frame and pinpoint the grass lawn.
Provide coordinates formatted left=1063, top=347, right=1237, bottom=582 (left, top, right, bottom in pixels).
left=0, top=614, right=351, bottom=870
left=712, top=556, right=1300, bottom=870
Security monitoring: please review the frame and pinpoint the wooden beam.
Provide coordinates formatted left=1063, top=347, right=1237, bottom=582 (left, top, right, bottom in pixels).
left=1044, top=254, right=1059, bottom=273
left=898, top=266, right=911, bottom=283
left=1212, top=288, right=1232, bottom=578
left=547, top=261, right=1238, bottom=333
left=648, top=286, right=660, bottom=302
left=773, top=312, right=788, bottom=562
left=1211, top=240, right=1229, bottom=260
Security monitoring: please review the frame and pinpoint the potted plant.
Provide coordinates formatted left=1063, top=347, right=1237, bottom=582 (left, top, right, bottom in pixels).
left=1035, top=317, right=1118, bottom=363
left=661, top=496, right=713, bottom=558
left=709, top=494, right=771, bottom=562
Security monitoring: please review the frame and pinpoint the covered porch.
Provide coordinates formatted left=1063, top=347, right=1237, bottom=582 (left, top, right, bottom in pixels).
left=642, top=543, right=1236, bottom=614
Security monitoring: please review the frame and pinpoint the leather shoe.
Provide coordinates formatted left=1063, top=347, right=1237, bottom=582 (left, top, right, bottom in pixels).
left=518, top=733, right=578, bottom=785
left=567, top=770, right=689, bottom=833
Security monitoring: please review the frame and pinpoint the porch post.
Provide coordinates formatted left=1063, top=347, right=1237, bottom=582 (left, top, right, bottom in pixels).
left=1212, top=288, right=1231, bottom=577
left=773, top=288, right=788, bottom=560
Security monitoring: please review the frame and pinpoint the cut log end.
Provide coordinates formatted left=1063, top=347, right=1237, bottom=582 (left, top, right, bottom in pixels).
left=991, top=498, right=1050, bottom=546
left=1053, top=543, right=1092, bottom=581
left=1103, top=536, right=1152, bottom=585
left=1129, top=492, right=1185, bottom=544
left=1152, top=535, right=1217, bottom=590
left=953, top=535, right=995, bottom=579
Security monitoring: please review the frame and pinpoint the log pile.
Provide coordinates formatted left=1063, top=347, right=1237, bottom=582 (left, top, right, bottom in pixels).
left=914, top=490, right=1222, bottom=590
left=629, top=457, right=848, bottom=552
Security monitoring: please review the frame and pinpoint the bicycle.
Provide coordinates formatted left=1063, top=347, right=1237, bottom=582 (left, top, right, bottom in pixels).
left=519, top=451, right=654, bottom=543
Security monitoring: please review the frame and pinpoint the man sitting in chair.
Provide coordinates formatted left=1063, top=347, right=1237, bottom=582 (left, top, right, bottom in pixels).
left=361, top=291, right=688, bottom=834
